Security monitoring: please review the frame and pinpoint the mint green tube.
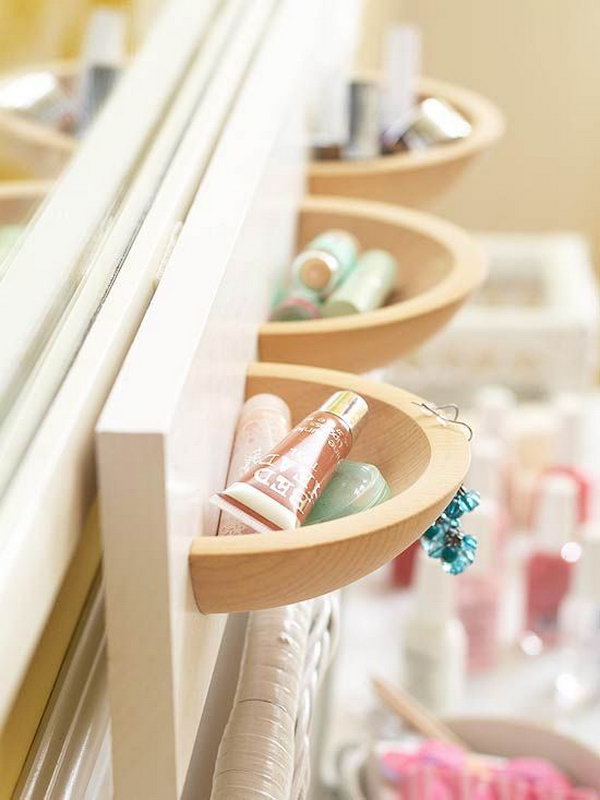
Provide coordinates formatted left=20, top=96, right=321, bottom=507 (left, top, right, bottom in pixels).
left=322, top=248, right=397, bottom=317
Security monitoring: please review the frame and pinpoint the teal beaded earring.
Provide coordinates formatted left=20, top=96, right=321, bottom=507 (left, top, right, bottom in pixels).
left=420, top=487, right=480, bottom=574
left=412, top=401, right=479, bottom=575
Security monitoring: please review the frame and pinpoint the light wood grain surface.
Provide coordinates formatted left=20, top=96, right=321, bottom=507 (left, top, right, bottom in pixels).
left=309, top=77, right=504, bottom=207
left=259, top=194, right=486, bottom=372
left=189, top=361, right=471, bottom=614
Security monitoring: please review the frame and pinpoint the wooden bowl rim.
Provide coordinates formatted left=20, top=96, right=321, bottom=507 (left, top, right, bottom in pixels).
left=191, top=361, right=470, bottom=558
left=309, top=76, right=505, bottom=178
left=0, top=179, right=53, bottom=201
left=260, top=195, right=486, bottom=337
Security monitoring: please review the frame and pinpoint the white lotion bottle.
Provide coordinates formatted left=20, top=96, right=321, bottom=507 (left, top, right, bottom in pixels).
left=402, top=549, right=467, bottom=714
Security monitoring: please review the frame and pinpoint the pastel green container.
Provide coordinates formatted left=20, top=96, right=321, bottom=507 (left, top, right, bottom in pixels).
left=292, top=228, right=359, bottom=297
left=323, top=248, right=397, bottom=318
left=306, top=460, right=391, bottom=526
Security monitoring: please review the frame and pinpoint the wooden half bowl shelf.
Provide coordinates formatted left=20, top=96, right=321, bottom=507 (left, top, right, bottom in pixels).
left=309, top=77, right=505, bottom=208
left=259, top=195, right=486, bottom=373
left=0, top=61, right=76, bottom=179
left=189, top=362, right=471, bottom=614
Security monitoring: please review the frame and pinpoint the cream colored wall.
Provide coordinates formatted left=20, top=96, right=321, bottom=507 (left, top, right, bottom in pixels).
left=360, top=0, right=600, bottom=263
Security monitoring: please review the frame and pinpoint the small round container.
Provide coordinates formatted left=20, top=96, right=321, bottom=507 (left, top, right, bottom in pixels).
left=293, top=229, right=360, bottom=296
left=306, top=460, right=391, bottom=526
left=270, top=286, right=322, bottom=321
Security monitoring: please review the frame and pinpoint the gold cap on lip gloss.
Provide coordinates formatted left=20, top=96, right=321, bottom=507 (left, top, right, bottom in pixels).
left=319, top=390, right=369, bottom=438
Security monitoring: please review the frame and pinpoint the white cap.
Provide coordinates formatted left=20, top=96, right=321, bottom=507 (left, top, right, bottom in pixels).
left=467, top=436, right=505, bottom=503
left=554, top=393, right=585, bottom=467
left=533, top=473, right=578, bottom=550
left=572, top=526, right=600, bottom=602
left=81, top=7, right=127, bottom=68
left=413, top=549, right=456, bottom=622
left=474, top=385, right=516, bottom=439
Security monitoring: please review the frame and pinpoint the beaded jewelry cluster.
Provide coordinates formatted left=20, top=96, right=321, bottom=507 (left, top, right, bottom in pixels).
left=420, top=486, right=480, bottom=574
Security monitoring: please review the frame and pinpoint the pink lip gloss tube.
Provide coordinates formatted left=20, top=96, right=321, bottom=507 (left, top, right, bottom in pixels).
left=217, top=394, right=291, bottom=536
left=213, top=391, right=368, bottom=533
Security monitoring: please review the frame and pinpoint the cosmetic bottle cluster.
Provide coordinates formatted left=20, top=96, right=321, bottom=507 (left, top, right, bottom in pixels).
left=213, top=391, right=390, bottom=536
left=393, top=385, right=600, bottom=716
left=312, top=25, right=471, bottom=162
left=270, top=228, right=399, bottom=322
left=0, top=7, right=127, bottom=259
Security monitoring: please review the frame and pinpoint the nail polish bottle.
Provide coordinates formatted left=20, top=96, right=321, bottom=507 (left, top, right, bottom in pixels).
left=306, top=460, right=390, bottom=525
left=457, top=508, right=501, bottom=672
left=556, top=525, right=600, bottom=708
left=542, top=393, right=593, bottom=525
left=322, top=249, right=397, bottom=318
left=507, top=406, right=559, bottom=527
left=390, top=540, right=419, bottom=589
left=292, top=229, right=359, bottom=297
left=524, top=474, right=579, bottom=648
left=402, top=549, right=467, bottom=714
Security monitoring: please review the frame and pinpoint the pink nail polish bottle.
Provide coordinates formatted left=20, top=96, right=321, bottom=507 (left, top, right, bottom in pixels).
left=542, top=394, right=594, bottom=526
left=524, top=474, right=580, bottom=649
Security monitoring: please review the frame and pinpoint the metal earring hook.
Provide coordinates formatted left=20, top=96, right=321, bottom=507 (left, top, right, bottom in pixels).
left=412, top=401, right=473, bottom=441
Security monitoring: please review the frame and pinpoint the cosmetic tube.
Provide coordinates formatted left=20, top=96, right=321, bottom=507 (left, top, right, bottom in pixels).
left=76, top=7, right=126, bottom=135
left=213, top=390, right=368, bottom=533
left=270, top=286, right=322, bottom=321
left=306, top=460, right=390, bottom=525
left=344, top=80, right=381, bottom=160
left=218, top=394, right=291, bottom=536
left=524, top=473, right=579, bottom=647
left=292, top=229, right=359, bottom=297
left=0, top=71, right=76, bottom=131
left=402, top=549, right=467, bottom=714
left=556, top=525, right=600, bottom=707
left=322, top=249, right=397, bottom=318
